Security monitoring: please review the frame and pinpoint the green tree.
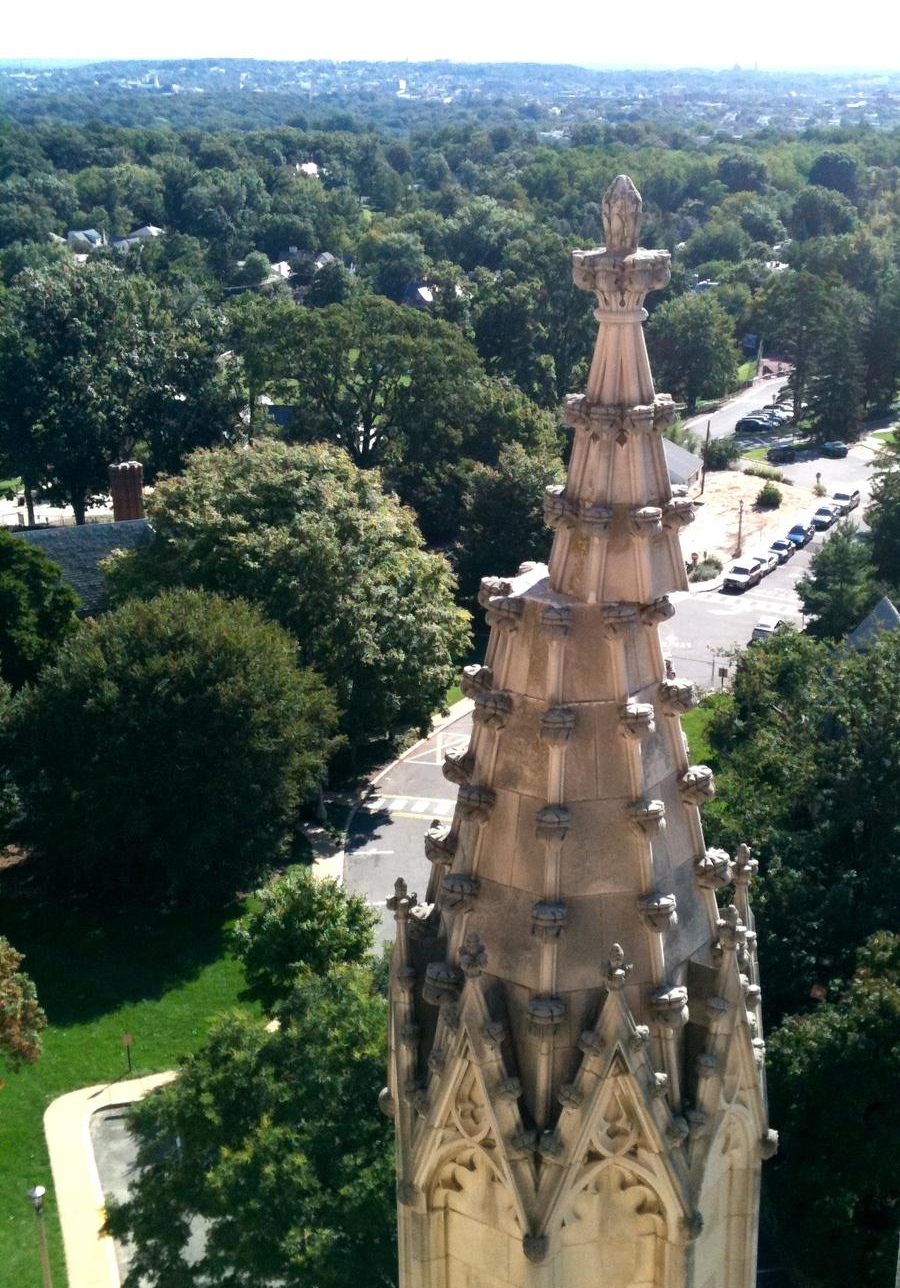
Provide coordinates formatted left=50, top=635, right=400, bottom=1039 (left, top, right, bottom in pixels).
left=357, top=229, right=428, bottom=303
left=232, top=866, right=377, bottom=1011
left=796, top=520, right=878, bottom=640
left=791, top=186, right=857, bottom=240
left=0, top=936, right=46, bottom=1072
left=106, top=441, right=470, bottom=752
left=4, top=588, right=338, bottom=908
left=868, top=439, right=900, bottom=582
left=0, top=530, right=80, bottom=690
left=805, top=283, right=869, bottom=439
left=753, top=270, right=835, bottom=417
left=809, top=148, right=860, bottom=200
left=106, top=964, right=395, bottom=1288
left=454, top=442, right=564, bottom=603
left=235, top=250, right=271, bottom=286
left=768, top=932, right=900, bottom=1287
left=646, top=294, right=739, bottom=411
left=716, top=151, right=768, bottom=194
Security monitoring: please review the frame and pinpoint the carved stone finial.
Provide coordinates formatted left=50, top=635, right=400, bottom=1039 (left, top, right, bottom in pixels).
left=602, top=174, right=642, bottom=255
left=523, top=1234, right=549, bottom=1264
left=605, top=943, right=633, bottom=990
left=733, top=842, right=758, bottom=885
left=459, top=930, right=487, bottom=977
left=386, top=877, right=415, bottom=918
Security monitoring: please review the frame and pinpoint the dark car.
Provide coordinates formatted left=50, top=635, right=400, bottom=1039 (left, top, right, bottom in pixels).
left=822, top=440, right=849, bottom=458
left=767, top=445, right=796, bottom=464
left=787, top=522, right=815, bottom=547
left=735, top=416, right=776, bottom=434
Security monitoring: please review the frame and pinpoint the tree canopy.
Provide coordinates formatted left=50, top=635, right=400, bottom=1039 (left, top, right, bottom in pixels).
left=106, top=440, right=471, bottom=751
left=646, top=293, right=739, bottom=411
left=4, top=587, right=338, bottom=907
left=0, top=530, right=80, bottom=690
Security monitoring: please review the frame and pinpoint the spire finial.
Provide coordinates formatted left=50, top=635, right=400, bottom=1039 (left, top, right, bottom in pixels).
left=602, top=175, right=642, bottom=255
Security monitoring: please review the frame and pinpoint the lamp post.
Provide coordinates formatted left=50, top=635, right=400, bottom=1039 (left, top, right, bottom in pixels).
left=26, top=1185, right=53, bottom=1288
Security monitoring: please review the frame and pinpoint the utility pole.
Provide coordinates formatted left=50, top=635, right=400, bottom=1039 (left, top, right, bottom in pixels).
left=26, top=1187, right=53, bottom=1288
left=700, top=420, right=711, bottom=495
left=736, top=499, right=744, bottom=557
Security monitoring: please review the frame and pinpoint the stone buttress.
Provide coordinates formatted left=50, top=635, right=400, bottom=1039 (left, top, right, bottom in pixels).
left=384, top=176, right=776, bottom=1288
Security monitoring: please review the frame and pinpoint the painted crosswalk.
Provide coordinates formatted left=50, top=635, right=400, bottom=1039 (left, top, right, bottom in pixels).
left=361, top=794, right=456, bottom=820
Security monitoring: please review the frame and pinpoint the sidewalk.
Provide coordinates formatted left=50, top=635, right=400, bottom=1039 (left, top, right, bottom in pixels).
left=44, top=1073, right=175, bottom=1288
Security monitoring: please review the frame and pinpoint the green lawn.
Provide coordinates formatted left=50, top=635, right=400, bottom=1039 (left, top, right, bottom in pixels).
left=736, top=359, right=757, bottom=384
left=681, top=693, right=730, bottom=768
left=1, top=892, right=256, bottom=1286
left=870, top=428, right=899, bottom=446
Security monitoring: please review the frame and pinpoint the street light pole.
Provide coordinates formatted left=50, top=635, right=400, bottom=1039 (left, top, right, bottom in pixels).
left=736, top=499, right=744, bottom=557
left=27, top=1186, right=53, bottom=1288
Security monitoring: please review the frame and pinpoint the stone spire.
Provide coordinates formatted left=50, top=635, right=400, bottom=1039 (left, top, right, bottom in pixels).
left=385, top=175, right=774, bottom=1288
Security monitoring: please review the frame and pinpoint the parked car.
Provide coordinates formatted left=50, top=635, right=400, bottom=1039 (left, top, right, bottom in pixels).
left=812, top=503, right=840, bottom=530
left=787, top=522, right=815, bottom=547
left=769, top=538, right=795, bottom=564
left=722, top=558, right=763, bottom=592
left=735, top=416, right=777, bottom=434
left=750, top=616, right=789, bottom=642
left=767, top=445, right=796, bottom=464
left=831, top=488, right=860, bottom=514
left=750, top=407, right=792, bottom=425
left=822, top=440, right=849, bottom=458
left=751, top=550, right=778, bottom=575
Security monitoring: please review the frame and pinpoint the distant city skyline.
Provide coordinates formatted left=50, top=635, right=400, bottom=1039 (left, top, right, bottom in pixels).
left=3, top=0, right=900, bottom=74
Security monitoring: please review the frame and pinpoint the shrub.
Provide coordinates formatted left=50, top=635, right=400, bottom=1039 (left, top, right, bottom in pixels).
left=756, top=481, right=783, bottom=510
left=0, top=530, right=80, bottom=690
left=689, top=556, right=724, bottom=582
left=232, top=867, right=377, bottom=1011
left=703, top=434, right=741, bottom=471
left=4, top=588, right=339, bottom=909
left=743, top=461, right=784, bottom=481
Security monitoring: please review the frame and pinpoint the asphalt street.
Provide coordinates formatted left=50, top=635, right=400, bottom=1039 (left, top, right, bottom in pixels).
left=684, top=375, right=790, bottom=441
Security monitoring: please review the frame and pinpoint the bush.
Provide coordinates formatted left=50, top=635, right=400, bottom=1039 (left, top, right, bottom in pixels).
left=689, top=556, right=724, bottom=582
left=756, top=481, right=783, bottom=509
left=703, top=434, right=740, bottom=471
left=232, top=867, right=377, bottom=1011
left=0, top=530, right=80, bottom=690
left=743, top=461, right=784, bottom=481
left=4, top=588, right=339, bottom=909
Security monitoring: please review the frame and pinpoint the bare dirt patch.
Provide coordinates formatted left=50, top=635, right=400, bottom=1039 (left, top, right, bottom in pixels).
left=686, top=469, right=819, bottom=565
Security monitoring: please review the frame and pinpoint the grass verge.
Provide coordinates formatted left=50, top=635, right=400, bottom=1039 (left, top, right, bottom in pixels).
left=681, top=692, right=730, bottom=768
left=0, top=890, right=255, bottom=1287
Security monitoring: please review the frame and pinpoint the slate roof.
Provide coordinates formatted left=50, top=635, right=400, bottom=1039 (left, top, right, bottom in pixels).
left=663, top=436, right=703, bottom=486
left=846, top=595, right=900, bottom=651
left=11, top=519, right=153, bottom=615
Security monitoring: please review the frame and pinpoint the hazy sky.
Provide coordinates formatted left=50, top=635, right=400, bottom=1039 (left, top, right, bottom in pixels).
left=4, top=0, right=900, bottom=73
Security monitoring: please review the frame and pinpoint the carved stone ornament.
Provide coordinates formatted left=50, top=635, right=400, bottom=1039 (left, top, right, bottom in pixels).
left=423, top=960, right=464, bottom=1007
left=527, top=994, right=565, bottom=1038
left=759, top=1129, right=780, bottom=1160
left=441, top=872, right=479, bottom=908
left=651, top=1071, right=670, bottom=1098
left=602, top=174, right=643, bottom=254
left=397, top=1180, right=419, bottom=1207
left=499, top=1076, right=522, bottom=1101
left=695, top=847, right=733, bottom=890
left=543, top=484, right=576, bottom=529
left=638, top=891, right=678, bottom=933
left=629, top=505, right=663, bottom=538
left=386, top=877, right=415, bottom=919
left=535, top=803, right=571, bottom=841
left=539, top=1130, right=563, bottom=1158
left=484, top=1020, right=505, bottom=1049
left=523, top=1235, right=550, bottom=1265
left=650, top=984, right=689, bottom=1030
left=459, top=930, right=488, bottom=977
left=460, top=662, right=494, bottom=699
left=484, top=592, right=524, bottom=631
left=696, top=1053, right=719, bottom=1081
left=602, top=602, right=639, bottom=638
left=630, top=1024, right=651, bottom=1051
left=540, top=705, right=576, bottom=745
left=428, top=1048, right=446, bottom=1074
left=456, top=783, right=496, bottom=823
left=619, top=699, right=656, bottom=740
left=558, top=1082, right=583, bottom=1109
left=667, top=1116, right=689, bottom=1146
left=681, top=1211, right=704, bottom=1241
left=477, top=575, right=512, bottom=610
left=442, top=747, right=474, bottom=786
left=582, top=502, right=615, bottom=536
left=733, top=841, right=758, bottom=885
left=678, top=764, right=716, bottom=806
left=378, top=1086, right=395, bottom=1118
left=604, top=942, right=633, bottom=991
left=578, top=1030, right=604, bottom=1057
left=531, top=900, right=568, bottom=940
left=424, top=820, right=456, bottom=865
left=473, top=689, right=513, bottom=729
left=640, top=597, right=675, bottom=626
left=715, top=905, right=746, bottom=954
left=629, top=797, right=666, bottom=837
left=658, top=677, right=697, bottom=715
left=539, top=603, right=572, bottom=640
left=662, top=496, right=696, bottom=530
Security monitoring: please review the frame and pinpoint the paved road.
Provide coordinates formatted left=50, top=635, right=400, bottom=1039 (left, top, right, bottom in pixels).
left=684, top=376, right=789, bottom=441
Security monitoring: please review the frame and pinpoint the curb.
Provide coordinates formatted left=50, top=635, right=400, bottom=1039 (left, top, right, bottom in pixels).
left=312, top=697, right=474, bottom=885
left=44, top=1072, right=176, bottom=1288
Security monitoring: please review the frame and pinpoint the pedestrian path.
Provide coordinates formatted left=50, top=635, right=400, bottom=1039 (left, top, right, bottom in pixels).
left=360, top=793, right=456, bottom=820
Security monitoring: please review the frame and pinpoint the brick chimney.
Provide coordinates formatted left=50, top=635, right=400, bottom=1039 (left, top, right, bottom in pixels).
left=108, top=461, right=145, bottom=522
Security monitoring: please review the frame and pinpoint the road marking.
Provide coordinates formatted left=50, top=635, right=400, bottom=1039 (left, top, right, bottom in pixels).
left=360, top=795, right=456, bottom=820
left=354, top=849, right=395, bottom=857
left=408, top=799, right=431, bottom=813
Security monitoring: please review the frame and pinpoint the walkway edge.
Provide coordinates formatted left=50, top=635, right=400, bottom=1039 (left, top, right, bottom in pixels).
left=44, top=1072, right=176, bottom=1288
left=312, top=697, right=474, bottom=885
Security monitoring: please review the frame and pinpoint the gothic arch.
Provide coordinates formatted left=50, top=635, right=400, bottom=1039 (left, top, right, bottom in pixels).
left=560, top=1159, right=668, bottom=1288
left=692, top=1109, right=757, bottom=1288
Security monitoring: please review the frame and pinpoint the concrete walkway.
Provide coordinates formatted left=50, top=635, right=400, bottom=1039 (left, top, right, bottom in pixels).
left=44, top=1072, right=175, bottom=1288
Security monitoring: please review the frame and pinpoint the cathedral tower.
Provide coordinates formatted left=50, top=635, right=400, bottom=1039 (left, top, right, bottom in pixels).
left=384, top=175, right=775, bottom=1288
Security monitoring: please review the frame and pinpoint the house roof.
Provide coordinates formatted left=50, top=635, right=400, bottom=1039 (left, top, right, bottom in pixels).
left=846, top=595, right=900, bottom=651
left=663, top=437, right=703, bottom=486
left=12, top=520, right=153, bottom=615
